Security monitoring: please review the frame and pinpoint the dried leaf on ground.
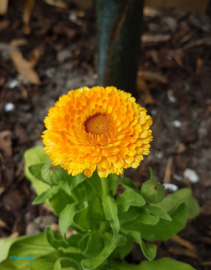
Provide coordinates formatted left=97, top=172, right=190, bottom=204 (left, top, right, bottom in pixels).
left=143, top=7, right=161, bottom=17
left=200, top=204, right=211, bottom=216
left=198, top=237, right=211, bottom=245
left=44, top=0, right=67, bottom=8
left=163, top=157, right=173, bottom=183
left=0, top=20, right=9, bottom=31
left=53, top=22, right=76, bottom=39
left=10, top=40, right=41, bottom=85
left=0, top=130, right=13, bottom=157
left=175, top=155, right=187, bottom=171
left=138, top=71, right=168, bottom=84
left=0, top=187, right=5, bottom=195
left=9, top=232, right=19, bottom=238
left=10, top=39, right=28, bottom=47
left=183, top=38, right=211, bottom=50
left=142, top=34, right=171, bottom=44
left=201, top=262, right=211, bottom=266
left=51, top=223, right=59, bottom=232
left=196, top=58, right=203, bottom=75
left=72, top=0, right=93, bottom=9
left=171, top=235, right=197, bottom=252
left=168, top=247, right=198, bottom=258
left=0, top=0, right=9, bottom=15
left=23, top=0, right=35, bottom=34
left=180, top=34, right=192, bottom=44
left=169, top=50, right=183, bottom=66
left=136, top=78, right=156, bottom=105
left=177, top=143, right=186, bottom=154
left=0, top=219, right=9, bottom=229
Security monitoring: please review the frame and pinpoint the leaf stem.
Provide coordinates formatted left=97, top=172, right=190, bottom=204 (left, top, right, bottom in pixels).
left=101, top=177, right=109, bottom=198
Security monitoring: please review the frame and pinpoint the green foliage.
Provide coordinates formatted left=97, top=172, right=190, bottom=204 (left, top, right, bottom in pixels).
left=157, top=188, right=200, bottom=219
left=59, top=202, right=88, bottom=235
left=81, top=234, right=126, bottom=270
left=103, top=195, right=120, bottom=237
left=0, top=233, right=54, bottom=269
left=116, top=189, right=145, bottom=212
left=30, top=258, right=55, bottom=270
left=1, top=147, right=197, bottom=270
left=110, top=257, right=195, bottom=270
left=133, top=203, right=187, bottom=241
left=54, top=258, right=82, bottom=270
left=125, top=231, right=156, bottom=261
left=24, top=146, right=50, bottom=196
left=45, top=227, right=68, bottom=249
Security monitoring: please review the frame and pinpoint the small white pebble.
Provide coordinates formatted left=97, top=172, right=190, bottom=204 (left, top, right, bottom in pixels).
left=183, top=168, right=199, bottom=183
left=4, top=103, right=15, bottom=112
left=173, top=120, right=182, bottom=128
left=92, top=73, right=98, bottom=79
left=163, top=183, right=178, bottom=192
left=167, top=91, right=177, bottom=103
left=45, top=68, right=55, bottom=78
left=173, top=174, right=182, bottom=181
left=69, top=13, right=77, bottom=21
left=7, top=79, right=18, bottom=88
left=155, top=151, right=163, bottom=159
left=151, top=109, right=157, bottom=115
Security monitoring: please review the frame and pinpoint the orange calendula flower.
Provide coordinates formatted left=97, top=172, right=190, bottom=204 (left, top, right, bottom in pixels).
left=42, top=86, right=153, bottom=178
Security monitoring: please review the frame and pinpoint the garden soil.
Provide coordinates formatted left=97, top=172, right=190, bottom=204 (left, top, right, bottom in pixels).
left=0, top=1, right=211, bottom=269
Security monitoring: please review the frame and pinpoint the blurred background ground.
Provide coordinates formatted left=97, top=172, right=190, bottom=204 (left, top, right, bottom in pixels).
left=0, top=0, right=211, bottom=269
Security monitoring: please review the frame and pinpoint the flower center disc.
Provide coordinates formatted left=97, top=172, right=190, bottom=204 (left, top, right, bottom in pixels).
left=85, top=114, right=110, bottom=135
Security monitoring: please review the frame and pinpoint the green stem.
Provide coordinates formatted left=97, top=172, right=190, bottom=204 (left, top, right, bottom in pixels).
left=70, top=191, right=80, bottom=202
left=99, top=177, right=109, bottom=233
left=101, top=177, right=109, bottom=198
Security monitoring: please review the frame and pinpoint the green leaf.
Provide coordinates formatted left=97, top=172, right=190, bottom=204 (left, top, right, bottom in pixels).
left=69, top=173, right=87, bottom=191
left=116, top=190, right=145, bottom=212
left=54, top=258, right=82, bottom=270
left=79, top=232, right=104, bottom=258
left=32, top=186, right=61, bottom=205
left=146, top=205, right=172, bottom=221
left=66, top=234, right=83, bottom=249
left=29, top=164, right=50, bottom=185
left=135, top=208, right=160, bottom=225
left=116, top=177, right=137, bottom=191
left=133, top=203, right=187, bottom=241
left=0, top=233, right=54, bottom=269
left=58, top=246, right=84, bottom=263
left=73, top=199, right=103, bottom=231
left=81, top=234, right=126, bottom=270
left=71, top=180, right=96, bottom=202
left=108, top=174, right=118, bottom=196
left=86, top=171, right=103, bottom=197
left=112, top=237, right=133, bottom=259
left=157, top=188, right=200, bottom=219
left=103, top=195, right=120, bottom=237
left=49, top=189, right=74, bottom=215
left=140, top=180, right=164, bottom=204
left=110, top=257, right=196, bottom=270
left=30, top=258, right=55, bottom=270
left=118, top=207, right=139, bottom=221
left=45, top=227, right=68, bottom=249
left=125, top=231, right=156, bottom=261
left=59, top=202, right=88, bottom=236
left=24, top=146, right=50, bottom=196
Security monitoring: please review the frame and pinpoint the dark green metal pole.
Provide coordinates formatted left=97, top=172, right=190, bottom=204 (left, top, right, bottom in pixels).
left=96, top=0, right=144, bottom=97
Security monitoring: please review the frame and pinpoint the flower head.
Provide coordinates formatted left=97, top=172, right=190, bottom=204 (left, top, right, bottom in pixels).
left=42, top=86, right=153, bottom=178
